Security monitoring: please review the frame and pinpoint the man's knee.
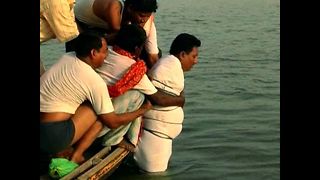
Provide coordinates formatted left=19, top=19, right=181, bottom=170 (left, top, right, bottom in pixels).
left=93, top=121, right=103, bottom=132
left=94, top=120, right=103, bottom=128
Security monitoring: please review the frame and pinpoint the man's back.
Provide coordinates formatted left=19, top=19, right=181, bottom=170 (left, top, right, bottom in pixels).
left=149, top=54, right=185, bottom=96
left=40, top=52, right=113, bottom=115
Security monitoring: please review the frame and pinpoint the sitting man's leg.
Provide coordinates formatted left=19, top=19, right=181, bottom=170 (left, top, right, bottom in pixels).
left=69, top=101, right=103, bottom=164
left=99, top=90, right=145, bottom=148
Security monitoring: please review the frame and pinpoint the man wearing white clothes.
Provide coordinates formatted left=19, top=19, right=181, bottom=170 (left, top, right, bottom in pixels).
left=134, top=33, right=201, bottom=173
left=96, top=24, right=185, bottom=149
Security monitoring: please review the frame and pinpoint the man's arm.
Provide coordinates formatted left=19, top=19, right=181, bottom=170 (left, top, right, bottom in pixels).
left=145, top=53, right=159, bottom=69
left=144, top=17, right=160, bottom=68
left=101, top=0, right=122, bottom=45
left=98, top=99, right=152, bottom=129
left=104, top=0, right=122, bottom=33
left=146, top=89, right=185, bottom=107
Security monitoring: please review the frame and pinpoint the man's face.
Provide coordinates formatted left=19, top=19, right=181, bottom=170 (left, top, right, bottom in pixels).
left=93, top=38, right=108, bottom=68
left=180, top=47, right=199, bottom=72
left=130, top=11, right=152, bottom=27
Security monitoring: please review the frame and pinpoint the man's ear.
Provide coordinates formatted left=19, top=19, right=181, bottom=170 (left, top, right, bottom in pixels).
left=178, top=51, right=186, bottom=60
left=90, top=49, right=96, bottom=58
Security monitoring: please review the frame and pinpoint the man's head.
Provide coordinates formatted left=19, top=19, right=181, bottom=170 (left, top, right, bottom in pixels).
left=75, top=31, right=108, bottom=68
left=124, top=0, right=158, bottom=27
left=115, top=24, right=147, bottom=58
left=170, top=33, right=201, bottom=72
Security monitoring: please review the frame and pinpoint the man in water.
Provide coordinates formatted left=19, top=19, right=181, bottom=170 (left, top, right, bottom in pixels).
left=134, top=33, right=201, bottom=172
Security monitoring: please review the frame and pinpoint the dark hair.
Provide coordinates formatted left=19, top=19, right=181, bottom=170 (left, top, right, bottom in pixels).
left=169, top=33, right=201, bottom=55
left=124, top=0, right=158, bottom=13
left=115, top=24, right=147, bottom=53
left=74, top=31, right=105, bottom=57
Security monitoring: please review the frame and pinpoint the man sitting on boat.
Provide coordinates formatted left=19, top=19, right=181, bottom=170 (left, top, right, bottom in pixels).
left=40, top=31, right=152, bottom=165
left=96, top=24, right=185, bottom=151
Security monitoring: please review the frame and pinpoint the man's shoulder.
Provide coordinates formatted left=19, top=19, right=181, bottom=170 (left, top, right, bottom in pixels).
left=154, top=55, right=180, bottom=68
left=108, top=48, right=136, bottom=65
left=59, top=52, right=76, bottom=60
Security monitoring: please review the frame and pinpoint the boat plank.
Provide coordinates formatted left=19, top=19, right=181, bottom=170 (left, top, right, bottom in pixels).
left=78, top=147, right=129, bottom=180
left=60, top=146, right=112, bottom=180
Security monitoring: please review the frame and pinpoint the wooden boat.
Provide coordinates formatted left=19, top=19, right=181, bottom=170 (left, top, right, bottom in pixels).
left=61, top=146, right=129, bottom=180
left=40, top=145, right=130, bottom=180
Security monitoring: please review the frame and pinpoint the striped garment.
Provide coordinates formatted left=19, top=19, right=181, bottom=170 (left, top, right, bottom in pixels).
left=40, top=0, right=79, bottom=43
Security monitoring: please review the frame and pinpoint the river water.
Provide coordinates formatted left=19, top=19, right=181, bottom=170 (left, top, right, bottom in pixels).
left=40, top=0, right=280, bottom=179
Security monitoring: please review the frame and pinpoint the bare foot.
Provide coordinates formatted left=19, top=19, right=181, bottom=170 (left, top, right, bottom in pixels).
left=70, top=153, right=85, bottom=165
left=55, top=147, right=74, bottom=160
left=117, top=139, right=135, bottom=152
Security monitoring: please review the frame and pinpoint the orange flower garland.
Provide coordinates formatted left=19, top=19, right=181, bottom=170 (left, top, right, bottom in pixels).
left=107, top=46, right=147, bottom=97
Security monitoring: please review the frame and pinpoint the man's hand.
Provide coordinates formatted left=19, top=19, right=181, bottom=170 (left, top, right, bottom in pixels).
left=140, top=99, right=153, bottom=111
left=179, top=90, right=185, bottom=108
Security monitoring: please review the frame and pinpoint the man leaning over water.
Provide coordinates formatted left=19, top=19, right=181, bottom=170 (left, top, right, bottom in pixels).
left=134, top=33, right=201, bottom=173
left=68, top=0, right=160, bottom=69
left=95, top=24, right=185, bottom=150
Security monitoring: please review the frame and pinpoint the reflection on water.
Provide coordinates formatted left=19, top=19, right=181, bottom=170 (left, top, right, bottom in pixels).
left=40, top=0, right=280, bottom=179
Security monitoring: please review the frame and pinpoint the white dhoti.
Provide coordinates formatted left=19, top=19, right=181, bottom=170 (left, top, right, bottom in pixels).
left=134, top=106, right=183, bottom=172
left=134, top=129, right=172, bottom=172
left=134, top=54, right=185, bottom=172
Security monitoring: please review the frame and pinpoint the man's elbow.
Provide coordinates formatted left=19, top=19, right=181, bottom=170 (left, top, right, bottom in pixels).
left=104, top=121, right=121, bottom=129
left=148, top=54, right=159, bottom=67
left=146, top=94, right=161, bottom=106
left=108, top=123, right=121, bottom=129
left=100, top=115, right=122, bottom=129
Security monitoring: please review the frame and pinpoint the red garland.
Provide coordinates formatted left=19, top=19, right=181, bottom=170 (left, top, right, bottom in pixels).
left=107, top=46, right=147, bottom=97
left=112, top=45, right=136, bottom=60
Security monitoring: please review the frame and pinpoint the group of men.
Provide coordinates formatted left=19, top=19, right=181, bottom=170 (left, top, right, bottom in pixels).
left=40, top=0, right=201, bottom=174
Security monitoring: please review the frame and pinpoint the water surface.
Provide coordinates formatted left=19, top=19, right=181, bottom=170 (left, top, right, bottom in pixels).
left=40, top=0, right=280, bottom=179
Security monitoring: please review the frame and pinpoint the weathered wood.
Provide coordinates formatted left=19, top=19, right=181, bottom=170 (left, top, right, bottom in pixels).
left=60, top=146, right=112, bottom=180
left=77, top=147, right=130, bottom=180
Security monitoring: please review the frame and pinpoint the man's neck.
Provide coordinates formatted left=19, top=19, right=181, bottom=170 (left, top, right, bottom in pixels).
left=76, top=55, right=95, bottom=69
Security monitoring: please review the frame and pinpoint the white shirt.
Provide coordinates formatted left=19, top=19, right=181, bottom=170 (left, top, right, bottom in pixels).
left=149, top=55, right=184, bottom=96
left=40, top=52, right=114, bottom=114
